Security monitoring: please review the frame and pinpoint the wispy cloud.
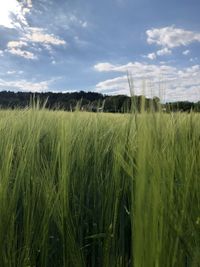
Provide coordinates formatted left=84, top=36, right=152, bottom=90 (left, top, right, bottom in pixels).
left=94, top=62, right=176, bottom=76
left=24, top=27, right=66, bottom=46
left=7, top=40, right=37, bottom=59
left=6, top=70, right=24, bottom=75
left=0, top=77, right=55, bottom=92
left=183, top=49, right=190, bottom=56
left=53, top=12, right=89, bottom=31
left=190, top=57, right=198, bottom=62
left=8, top=48, right=36, bottom=59
left=7, top=41, right=28, bottom=48
left=6, top=27, right=66, bottom=59
left=96, top=75, right=128, bottom=95
left=1, top=0, right=66, bottom=60
left=157, top=47, right=172, bottom=56
left=68, top=14, right=88, bottom=28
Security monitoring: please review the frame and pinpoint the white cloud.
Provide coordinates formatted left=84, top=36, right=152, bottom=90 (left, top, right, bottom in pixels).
left=96, top=75, right=128, bottom=95
left=8, top=48, right=36, bottom=59
left=6, top=27, right=66, bottom=59
left=94, top=61, right=200, bottom=102
left=157, top=47, right=172, bottom=56
left=7, top=70, right=16, bottom=74
left=94, top=62, right=176, bottom=76
left=94, top=62, right=162, bottom=73
left=183, top=49, right=190, bottom=56
left=24, top=27, right=66, bottom=46
left=7, top=40, right=37, bottom=59
left=147, top=53, right=157, bottom=60
left=144, top=26, right=199, bottom=60
left=0, top=78, right=53, bottom=92
left=146, top=26, right=200, bottom=48
left=6, top=70, right=24, bottom=75
left=7, top=41, right=28, bottom=49
left=2, top=0, right=66, bottom=60
left=145, top=48, right=172, bottom=60
left=0, top=0, right=32, bottom=29
left=94, top=63, right=114, bottom=72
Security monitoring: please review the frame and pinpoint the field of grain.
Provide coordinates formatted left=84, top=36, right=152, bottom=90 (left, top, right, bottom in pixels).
left=0, top=109, right=199, bottom=267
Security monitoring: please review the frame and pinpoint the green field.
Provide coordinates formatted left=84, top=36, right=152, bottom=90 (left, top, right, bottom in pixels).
left=0, top=109, right=199, bottom=267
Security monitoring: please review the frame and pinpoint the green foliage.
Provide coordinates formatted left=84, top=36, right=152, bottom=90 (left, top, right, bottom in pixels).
left=2, top=90, right=199, bottom=113
left=0, top=109, right=199, bottom=266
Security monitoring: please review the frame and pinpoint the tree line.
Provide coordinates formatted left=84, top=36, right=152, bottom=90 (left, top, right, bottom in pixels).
left=0, top=90, right=199, bottom=112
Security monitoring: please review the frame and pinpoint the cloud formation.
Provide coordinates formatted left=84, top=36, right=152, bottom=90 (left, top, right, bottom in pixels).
left=6, top=27, right=66, bottom=59
left=0, top=0, right=32, bottom=29
left=24, top=27, right=66, bottom=46
left=0, top=78, right=53, bottom=92
left=146, top=26, right=200, bottom=48
left=1, top=0, right=66, bottom=60
left=146, top=48, right=172, bottom=60
left=147, top=53, right=156, bottom=60
left=157, top=47, right=172, bottom=56
left=94, top=61, right=200, bottom=102
left=8, top=48, right=36, bottom=59
left=183, top=49, right=190, bottom=56
left=7, top=40, right=36, bottom=59
left=7, top=70, right=24, bottom=75
left=94, top=62, right=176, bottom=76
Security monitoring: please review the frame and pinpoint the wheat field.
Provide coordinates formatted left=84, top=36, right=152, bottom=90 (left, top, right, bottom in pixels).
left=0, top=109, right=199, bottom=267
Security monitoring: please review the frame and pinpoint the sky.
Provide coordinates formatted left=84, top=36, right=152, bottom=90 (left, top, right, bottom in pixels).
left=0, top=0, right=200, bottom=102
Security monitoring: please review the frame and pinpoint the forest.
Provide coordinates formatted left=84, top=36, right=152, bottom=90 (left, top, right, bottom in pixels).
left=0, top=90, right=199, bottom=112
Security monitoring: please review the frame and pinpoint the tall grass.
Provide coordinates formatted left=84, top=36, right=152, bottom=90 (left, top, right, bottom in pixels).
left=0, top=108, right=199, bottom=266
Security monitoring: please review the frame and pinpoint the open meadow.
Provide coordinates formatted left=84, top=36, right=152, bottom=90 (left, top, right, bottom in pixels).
left=0, top=109, right=199, bottom=267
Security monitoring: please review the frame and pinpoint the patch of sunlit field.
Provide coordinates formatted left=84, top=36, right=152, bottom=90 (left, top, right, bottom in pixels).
left=0, top=109, right=199, bottom=267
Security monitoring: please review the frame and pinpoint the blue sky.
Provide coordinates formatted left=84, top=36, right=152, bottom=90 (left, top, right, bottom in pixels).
left=0, top=0, right=200, bottom=101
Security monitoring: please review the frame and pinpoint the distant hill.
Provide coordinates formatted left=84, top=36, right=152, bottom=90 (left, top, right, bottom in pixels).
left=0, top=90, right=199, bottom=112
